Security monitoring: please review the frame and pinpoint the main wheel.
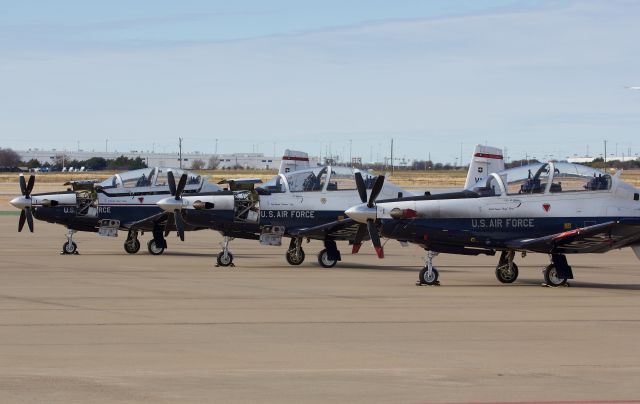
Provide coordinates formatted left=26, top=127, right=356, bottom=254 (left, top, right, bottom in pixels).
left=495, top=261, right=519, bottom=283
left=217, top=251, right=234, bottom=266
left=418, top=267, right=439, bottom=285
left=62, top=241, right=77, bottom=255
left=124, top=239, right=140, bottom=254
left=147, top=239, right=165, bottom=255
left=286, top=248, right=305, bottom=265
left=543, top=264, right=567, bottom=287
left=317, top=249, right=337, bottom=268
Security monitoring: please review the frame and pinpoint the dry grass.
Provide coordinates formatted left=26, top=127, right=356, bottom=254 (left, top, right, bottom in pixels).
left=1, top=168, right=639, bottom=190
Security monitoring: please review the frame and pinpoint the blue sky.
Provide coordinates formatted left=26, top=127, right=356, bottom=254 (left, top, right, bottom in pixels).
left=1, top=0, right=639, bottom=164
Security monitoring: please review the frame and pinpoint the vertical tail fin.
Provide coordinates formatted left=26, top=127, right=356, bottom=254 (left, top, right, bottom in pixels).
left=279, top=149, right=310, bottom=174
left=464, top=145, right=504, bottom=190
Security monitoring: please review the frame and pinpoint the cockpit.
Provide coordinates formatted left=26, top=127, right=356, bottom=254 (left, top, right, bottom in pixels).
left=473, top=162, right=612, bottom=197
left=96, top=167, right=218, bottom=192
left=259, top=166, right=380, bottom=194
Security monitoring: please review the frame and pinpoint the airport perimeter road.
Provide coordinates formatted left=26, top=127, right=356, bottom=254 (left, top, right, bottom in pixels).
left=0, top=216, right=639, bottom=403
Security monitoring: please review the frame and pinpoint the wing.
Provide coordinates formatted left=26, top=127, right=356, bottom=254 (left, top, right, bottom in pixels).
left=506, top=219, right=640, bottom=254
left=287, top=218, right=365, bottom=241
left=123, top=212, right=169, bottom=231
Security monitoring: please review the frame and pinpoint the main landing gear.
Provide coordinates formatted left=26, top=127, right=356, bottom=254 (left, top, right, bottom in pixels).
left=124, top=227, right=167, bottom=255
left=216, top=236, right=234, bottom=267
left=317, top=239, right=341, bottom=268
left=418, top=251, right=440, bottom=286
left=286, top=237, right=305, bottom=265
left=124, top=230, right=141, bottom=254
left=495, top=251, right=519, bottom=283
left=61, top=229, right=78, bottom=255
left=542, top=254, right=572, bottom=287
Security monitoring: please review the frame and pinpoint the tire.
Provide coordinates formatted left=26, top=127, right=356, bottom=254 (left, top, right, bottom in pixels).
left=495, top=261, right=519, bottom=283
left=419, top=267, right=439, bottom=285
left=147, top=239, right=165, bottom=255
left=217, top=251, right=234, bottom=266
left=317, top=249, right=337, bottom=268
left=286, top=247, right=305, bottom=265
left=62, top=241, right=77, bottom=255
left=124, top=239, right=140, bottom=254
left=543, top=264, right=567, bottom=287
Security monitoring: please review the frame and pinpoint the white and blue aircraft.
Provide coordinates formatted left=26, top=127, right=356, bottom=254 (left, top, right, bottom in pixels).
left=157, top=145, right=506, bottom=268
left=346, top=161, right=640, bottom=287
left=10, top=167, right=220, bottom=254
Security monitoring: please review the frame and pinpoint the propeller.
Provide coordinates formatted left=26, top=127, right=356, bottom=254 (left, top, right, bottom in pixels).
left=15, top=174, right=35, bottom=232
left=351, top=172, right=385, bottom=258
left=164, top=171, right=188, bottom=241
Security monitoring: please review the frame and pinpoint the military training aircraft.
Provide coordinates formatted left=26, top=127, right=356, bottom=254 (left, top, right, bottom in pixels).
left=156, top=145, right=505, bottom=268
left=10, top=167, right=220, bottom=254
left=346, top=160, right=640, bottom=287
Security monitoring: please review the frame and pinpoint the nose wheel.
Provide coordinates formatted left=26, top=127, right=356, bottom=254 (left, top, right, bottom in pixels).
left=61, top=229, right=78, bottom=255
left=216, top=236, right=235, bottom=267
left=417, top=251, right=440, bottom=285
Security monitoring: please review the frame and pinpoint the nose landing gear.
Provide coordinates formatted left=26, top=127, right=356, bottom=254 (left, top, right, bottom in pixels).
left=61, top=229, right=78, bottom=255
left=216, top=236, right=235, bottom=267
left=417, top=250, right=440, bottom=286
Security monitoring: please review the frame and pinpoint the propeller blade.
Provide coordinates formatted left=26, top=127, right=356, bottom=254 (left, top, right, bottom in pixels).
left=25, top=208, right=34, bottom=232
left=18, top=209, right=26, bottom=232
left=167, top=171, right=176, bottom=196
left=354, top=172, right=367, bottom=203
left=26, top=175, right=35, bottom=196
left=164, top=212, right=174, bottom=237
left=367, top=219, right=384, bottom=259
left=351, top=223, right=368, bottom=254
left=175, top=174, right=187, bottom=200
left=19, top=174, right=27, bottom=196
left=174, top=210, right=185, bottom=241
left=367, top=175, right=385, bottom=208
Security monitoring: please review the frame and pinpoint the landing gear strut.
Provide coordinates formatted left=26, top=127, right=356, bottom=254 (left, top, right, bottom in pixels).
left=61, top=229, right=78, bottom=255
left=216, top=236, right=234, bottom=267
left=418, top=250, right=439, bottom=285
left=286, top=237, right=305, bottom=265
left=124, top=230, right=141, bottom=254
left=495, top=250, right=519, bottom=283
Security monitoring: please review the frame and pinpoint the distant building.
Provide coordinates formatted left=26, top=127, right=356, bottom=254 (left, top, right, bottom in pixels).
left=567, top=156, right=639, bottom=163
left=17, top=149, right=319, bottom=170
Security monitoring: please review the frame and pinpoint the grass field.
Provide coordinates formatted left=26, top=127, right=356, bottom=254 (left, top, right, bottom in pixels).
left=1, top=168, right=639, bottom=190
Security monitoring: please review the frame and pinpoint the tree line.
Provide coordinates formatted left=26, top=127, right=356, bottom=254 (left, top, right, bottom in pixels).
left=0, top=148, right=147, bottom=171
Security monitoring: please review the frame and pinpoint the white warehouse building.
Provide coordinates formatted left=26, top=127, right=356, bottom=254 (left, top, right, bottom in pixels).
left=17, top=149, right=319, bottom=170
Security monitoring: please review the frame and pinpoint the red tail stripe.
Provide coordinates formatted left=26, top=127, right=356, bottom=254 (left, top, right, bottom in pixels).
left=474, top=153, right=503, bottom=160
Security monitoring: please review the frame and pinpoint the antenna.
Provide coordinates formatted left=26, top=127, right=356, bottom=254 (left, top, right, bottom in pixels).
left=390, top=138, right=394, bottom=174
left=179, top=137, right=183, bottom=169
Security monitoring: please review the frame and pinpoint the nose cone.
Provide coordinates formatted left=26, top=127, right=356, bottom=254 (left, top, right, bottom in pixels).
left=157, top=197, right=183, bottom=212
left=345, top=203, right=377, bottom=223
left=10, top=196, right=29, bottom=210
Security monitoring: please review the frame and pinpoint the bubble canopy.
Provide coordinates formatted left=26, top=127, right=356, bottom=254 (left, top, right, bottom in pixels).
left=97, top=167, right=214, bottom=190
left=474, top=162, right=612, bottom=196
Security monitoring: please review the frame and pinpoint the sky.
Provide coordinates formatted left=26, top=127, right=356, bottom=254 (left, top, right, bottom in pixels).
left=1, top=0, right=639, bottom=164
